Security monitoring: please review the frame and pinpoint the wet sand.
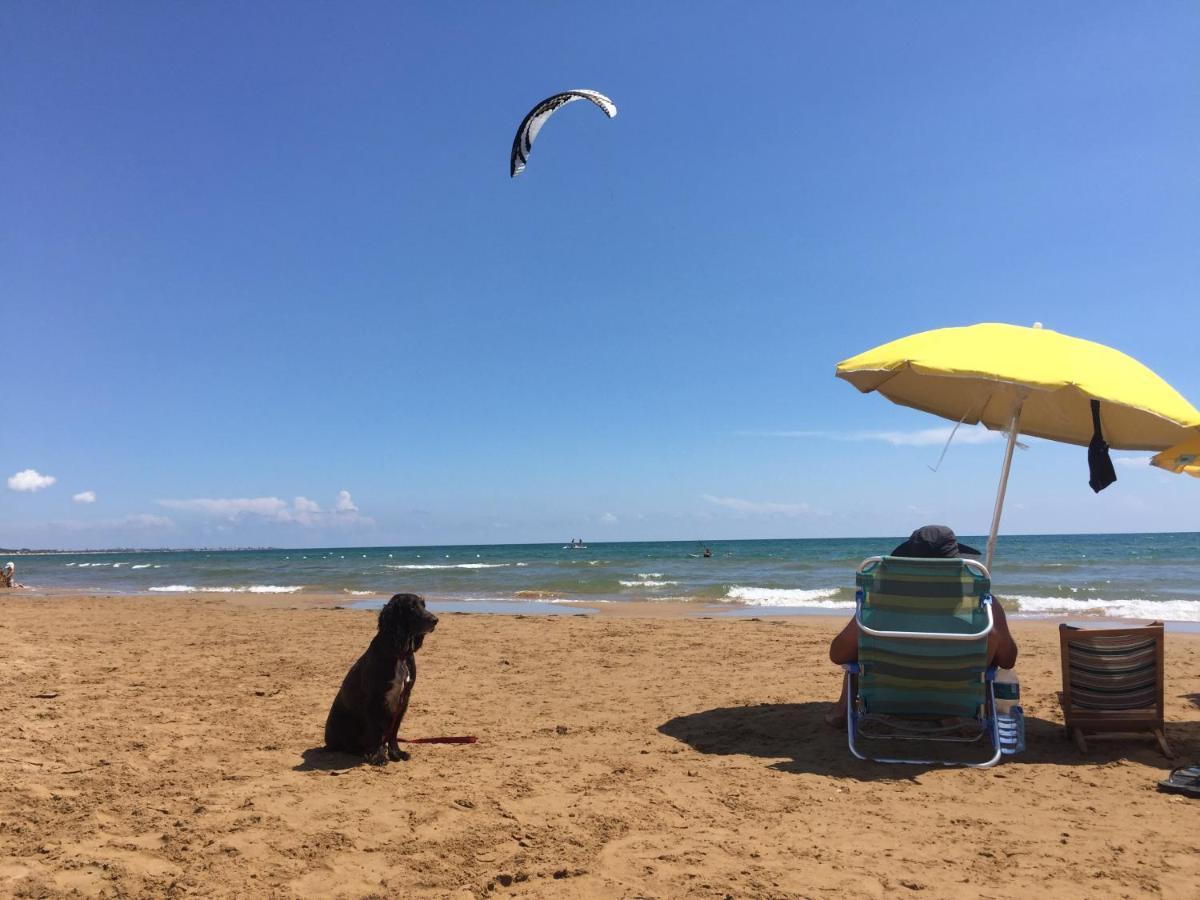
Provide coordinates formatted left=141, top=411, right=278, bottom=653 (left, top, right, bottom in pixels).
left=2, top=593, right=1198, bottom=898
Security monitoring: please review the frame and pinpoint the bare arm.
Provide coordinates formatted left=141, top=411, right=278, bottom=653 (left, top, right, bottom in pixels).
left=989, top=602, right=1018, bottom=670
left=829, top=616, right=859, bottom=665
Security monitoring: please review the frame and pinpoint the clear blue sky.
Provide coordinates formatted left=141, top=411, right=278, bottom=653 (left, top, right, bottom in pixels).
left=3, top=3, right=1198, bottom=549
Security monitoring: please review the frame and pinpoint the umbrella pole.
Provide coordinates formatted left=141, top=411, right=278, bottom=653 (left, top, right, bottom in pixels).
left=985, top=402, right=1024, bottom=571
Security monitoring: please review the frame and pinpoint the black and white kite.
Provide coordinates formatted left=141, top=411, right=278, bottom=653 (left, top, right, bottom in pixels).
left=510, top=89, right=617, bottom=177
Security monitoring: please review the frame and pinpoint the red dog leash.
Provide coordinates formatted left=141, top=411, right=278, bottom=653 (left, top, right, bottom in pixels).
left=398, top=736, right=478, bottom=744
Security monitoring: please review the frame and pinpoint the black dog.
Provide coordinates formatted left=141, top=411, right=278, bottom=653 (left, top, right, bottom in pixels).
left=324, top=593, right=438, bottom=764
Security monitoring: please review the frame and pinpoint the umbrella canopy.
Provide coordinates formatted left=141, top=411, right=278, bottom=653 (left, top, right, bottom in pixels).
left=836, top=323, right=1200, bottom=568
left=837, top=323, right=1200, bottom=451
left=1151, top=435, right=1200, bottom=479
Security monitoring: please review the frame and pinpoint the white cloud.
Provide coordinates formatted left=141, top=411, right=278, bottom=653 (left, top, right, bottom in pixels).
left=158, top=491, right=370, bottom=528
left=741, top=426, right=1001, bottom=447
left=73, top=490, right=97, bottom=504
left=118, top=513, right=175, bottom=529
left=47, top=513, right=175, bottom=533
left=702, top=494, right=811, bottom=516
left=599, top=512, right=619, bottom=524
left=159, top=497, right=290, bottom=518
left=8, top=469, right=57, bottom=492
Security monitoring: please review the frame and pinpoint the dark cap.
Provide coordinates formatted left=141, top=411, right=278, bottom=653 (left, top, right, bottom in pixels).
left=891, top=525, right=981, bottom=559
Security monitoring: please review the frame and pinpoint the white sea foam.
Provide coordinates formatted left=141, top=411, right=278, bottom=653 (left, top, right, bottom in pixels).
left=131, top=564, right=152, bottom=569
left=64, top=562, right=75, bottom=566
left=343, top=589, right=378, bottom=596
left=637, top=573, right=664, bottom=578
left=1006, top=594, right=1200, bottom=622
left=620, top=579, right=679, bottom=588
left=149, top=584, right=303, bottom=594
left=457, top=596, right=612, bottom=605
left=725, top=586, right=850, bottom=608
left=385, top=563, right=510, bottom=570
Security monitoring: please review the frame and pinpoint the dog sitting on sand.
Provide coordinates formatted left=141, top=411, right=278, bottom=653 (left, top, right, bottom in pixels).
left=324, top=593, right=438, bottom=764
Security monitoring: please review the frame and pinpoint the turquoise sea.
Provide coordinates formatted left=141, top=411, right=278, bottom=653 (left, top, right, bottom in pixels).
left=8, top=532, right=1200, bottom=621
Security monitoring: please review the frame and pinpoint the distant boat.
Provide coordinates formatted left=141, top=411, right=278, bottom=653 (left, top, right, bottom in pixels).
left=563, top=539, right=588, bottom=550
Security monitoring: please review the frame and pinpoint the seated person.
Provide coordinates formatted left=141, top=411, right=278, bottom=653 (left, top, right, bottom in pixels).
left=826, top=525, right=1018, bottom=726
left=1, top=561, right=24, bottom=589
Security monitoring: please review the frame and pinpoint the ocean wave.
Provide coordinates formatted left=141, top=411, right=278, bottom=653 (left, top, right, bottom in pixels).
left=725, top=586, right=851, bottom=608
left=1005, top=594, right=1200, bottom=622
left=619, top=579, right=679, bottom=588
left=384, top=563, right=510, bottom=570
left=458, top=596, right=611, bottom=605
left=637, top=573, right=663, bottom=578
left=343, top=589, right=378, bottom=596
left=131, top=564, right=153, bottom=569
left=149, top=584, right=303, bottom=594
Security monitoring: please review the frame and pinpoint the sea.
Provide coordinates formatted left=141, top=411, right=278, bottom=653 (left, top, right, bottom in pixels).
left=7, top=532, right=1200, bottom=622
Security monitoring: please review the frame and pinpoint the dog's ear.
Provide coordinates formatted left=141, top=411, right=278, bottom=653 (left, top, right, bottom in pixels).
left=377, top=596, right=401, bottom=635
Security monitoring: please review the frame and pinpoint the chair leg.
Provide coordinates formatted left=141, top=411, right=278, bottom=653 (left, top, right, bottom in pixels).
left=1154, top=728, right=1174, bottom=759
left=1071, top=728, right=1088, bottom=754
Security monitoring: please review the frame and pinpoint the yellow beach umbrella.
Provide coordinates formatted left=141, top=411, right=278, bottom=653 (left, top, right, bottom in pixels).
left=1151, top=435, right=1200, bottom=478
left=837, top=322, right=1200, bottom=567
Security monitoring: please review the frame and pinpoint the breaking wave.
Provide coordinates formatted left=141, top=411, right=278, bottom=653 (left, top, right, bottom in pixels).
left=1004, top=594, right=1200, bottom=622
left=385, top=563, right=511, bottom=570
left=149, top=584, right=303, bottom=594
left=724, top=586, right=850, bottom=608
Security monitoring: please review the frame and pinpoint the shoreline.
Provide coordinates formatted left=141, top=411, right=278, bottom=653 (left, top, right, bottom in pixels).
left=11, top=586, right=1200, bottom=631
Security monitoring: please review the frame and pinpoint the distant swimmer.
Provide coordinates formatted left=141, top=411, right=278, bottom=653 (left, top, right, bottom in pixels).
left=2, top=561, right=25, bottom=589
left=703, top=547, right=712, bottom=558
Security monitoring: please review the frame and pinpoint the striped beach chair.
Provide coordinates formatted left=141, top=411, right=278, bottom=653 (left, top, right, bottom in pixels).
left=1059, top=623, right=1172, bottom=757
left=842, top=556, right=1003, bottom=767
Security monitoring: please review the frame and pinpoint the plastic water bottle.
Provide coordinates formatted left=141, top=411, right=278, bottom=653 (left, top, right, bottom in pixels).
left=994, top=667, right=1019, bottom=714
left=994, top=668, right=1025, bottom=754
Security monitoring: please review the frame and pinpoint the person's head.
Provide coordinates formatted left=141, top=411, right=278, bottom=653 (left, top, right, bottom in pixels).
left=3, top=562, right=13, bottom=575
left=891, top=525, right=981, bottom=559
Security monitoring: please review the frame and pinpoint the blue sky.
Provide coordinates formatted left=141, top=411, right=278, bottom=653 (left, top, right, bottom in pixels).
left=3, top=3, right=1198, bottom=549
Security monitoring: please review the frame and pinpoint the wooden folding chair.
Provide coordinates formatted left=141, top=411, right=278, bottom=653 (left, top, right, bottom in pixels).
left=1059, top=622, right=1172, bottom=757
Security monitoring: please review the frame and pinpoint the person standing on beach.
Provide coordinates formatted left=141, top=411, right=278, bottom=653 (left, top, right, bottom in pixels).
left=826, top=525, right=1018, bottom=726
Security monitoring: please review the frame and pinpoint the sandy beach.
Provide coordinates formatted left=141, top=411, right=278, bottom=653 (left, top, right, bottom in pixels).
left=2, top=594, right=1198, bottom=899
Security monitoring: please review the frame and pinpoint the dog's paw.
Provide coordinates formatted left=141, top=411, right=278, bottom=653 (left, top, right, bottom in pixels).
left=388, top=746, right=410, bottom=762
left=366, top=747, right=389, bottom=766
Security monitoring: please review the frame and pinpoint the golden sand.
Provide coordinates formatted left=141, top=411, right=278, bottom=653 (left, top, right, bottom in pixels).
left=2, top=594, right=1198, bottom=898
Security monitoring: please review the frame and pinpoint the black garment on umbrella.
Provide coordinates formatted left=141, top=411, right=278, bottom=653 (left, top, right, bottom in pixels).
left=1088, top=399, right=1117, bottom=493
